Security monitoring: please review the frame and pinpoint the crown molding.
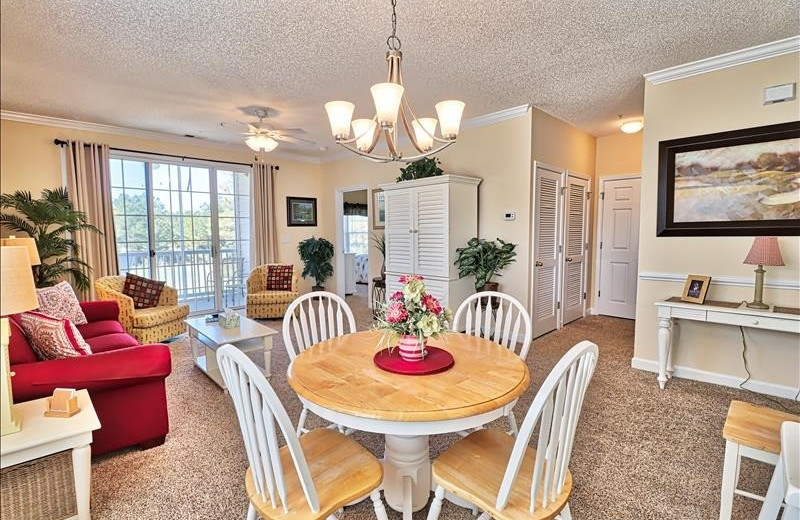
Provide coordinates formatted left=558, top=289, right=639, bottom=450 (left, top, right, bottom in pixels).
left=320, top=104, right=532, bottom=163
left=644, top=36, right=800, bottom=85
left=0, top=110, right=324, bottom=164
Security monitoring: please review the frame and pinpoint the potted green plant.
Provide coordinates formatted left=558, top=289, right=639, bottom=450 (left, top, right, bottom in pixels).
left=0, top=188, right=102, bottom=290
left=396, top=157, right=443, bottom=182
left=454, top=237, right=518, bottom=292
left=370, top=232, right=386, bottom=280
left=297, top=236, right=334, bottom=291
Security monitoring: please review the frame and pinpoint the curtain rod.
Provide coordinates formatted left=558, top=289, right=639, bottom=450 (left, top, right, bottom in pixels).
left=52, top=139, right=278, bottom=169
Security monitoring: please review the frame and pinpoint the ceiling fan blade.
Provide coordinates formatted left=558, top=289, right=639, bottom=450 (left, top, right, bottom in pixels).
left=277, top=134, right=316, bottom=145
left=273, top=128, right=307, bottom=135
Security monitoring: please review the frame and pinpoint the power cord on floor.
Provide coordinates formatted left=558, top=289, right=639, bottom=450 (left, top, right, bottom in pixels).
left=738, top=325, right=800, bottom=413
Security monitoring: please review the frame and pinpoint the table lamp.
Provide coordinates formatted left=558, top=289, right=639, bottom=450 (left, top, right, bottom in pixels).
left=1, top=245, right=40, bottom=435
left=743, top=236, right=784, bottom=310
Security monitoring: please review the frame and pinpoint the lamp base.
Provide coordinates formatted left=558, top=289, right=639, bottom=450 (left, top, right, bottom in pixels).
left=745, top=301, right=770, bottom=310
left=746, top=265, right=770, bottom=311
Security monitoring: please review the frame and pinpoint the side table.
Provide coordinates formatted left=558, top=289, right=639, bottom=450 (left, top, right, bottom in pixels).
left=1, top=389, right=101, bottom=520
left=371, top=276, right=386, bottom=317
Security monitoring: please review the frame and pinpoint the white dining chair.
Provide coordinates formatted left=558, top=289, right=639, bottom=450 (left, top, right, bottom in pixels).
left=759, top=421, right=800, bottom=520
left=453, top=291, right=533, bottom=436
left=282, top=291, right=357, bottom=435
left=427, top=340, right=599, bottom=520
left=217, top=344, right=388, bottom=520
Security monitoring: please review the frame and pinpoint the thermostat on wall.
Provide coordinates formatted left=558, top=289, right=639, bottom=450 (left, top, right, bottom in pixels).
left=504, top=212, right=516, bottom=221
left=763, top=83, right=796, bottom=105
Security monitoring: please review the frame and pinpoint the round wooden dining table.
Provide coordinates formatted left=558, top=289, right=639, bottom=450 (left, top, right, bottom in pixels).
left=287, top=330, right=530, bottom=519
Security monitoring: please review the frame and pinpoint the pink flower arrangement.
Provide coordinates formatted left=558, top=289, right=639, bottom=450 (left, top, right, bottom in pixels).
left=374, top=275, right=452, bottom=349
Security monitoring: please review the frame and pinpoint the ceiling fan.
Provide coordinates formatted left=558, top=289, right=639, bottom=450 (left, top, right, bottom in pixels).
left=239, top=107, right=314, bottom=153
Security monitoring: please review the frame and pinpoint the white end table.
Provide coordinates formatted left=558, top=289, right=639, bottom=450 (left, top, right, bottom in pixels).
left=1, top=389, right=100, bottom=520
left=185, top=316, right=278, bottom=389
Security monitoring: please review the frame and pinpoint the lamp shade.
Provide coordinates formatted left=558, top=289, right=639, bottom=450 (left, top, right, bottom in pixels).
left=743, top=236, right=785, bottom=266
left=412, top=118, right=438, bottom=151
left=370, top=83, right=405, bottom=126
left=325, top=101, right=355, bottom=138
left=1, top=237, right=40, bottom=265
left=0, top=246, right=38, bottom=316
left=245, top=135, right=279, bottom=153
left=435, top=100, right=465, bottom=138
left=351, top=119, right=377, bottom=152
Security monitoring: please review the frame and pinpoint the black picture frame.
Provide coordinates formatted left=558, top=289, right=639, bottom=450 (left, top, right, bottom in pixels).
left=657, top=121, right=800, bottom=236
left=286, top=196, right=317, bottom=227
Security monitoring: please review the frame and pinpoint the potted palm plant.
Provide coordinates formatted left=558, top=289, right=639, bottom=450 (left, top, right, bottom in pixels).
left=370, top=232, right=386, bottom=280
left=0, top=188, right=101, bottom=290
left=297, top=236, right=334, bottom=291
left=454, top=237, right=518, bottom=293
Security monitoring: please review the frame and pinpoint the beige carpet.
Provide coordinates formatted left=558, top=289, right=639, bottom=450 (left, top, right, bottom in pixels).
left=90, top=291, right=798, bottom=519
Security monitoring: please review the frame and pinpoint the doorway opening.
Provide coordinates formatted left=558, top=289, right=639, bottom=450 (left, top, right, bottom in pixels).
left=334, top=186, right=371, bottom=316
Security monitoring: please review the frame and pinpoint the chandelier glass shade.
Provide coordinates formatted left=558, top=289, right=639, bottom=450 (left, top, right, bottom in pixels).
left=324, top=0, right=465, bottom=163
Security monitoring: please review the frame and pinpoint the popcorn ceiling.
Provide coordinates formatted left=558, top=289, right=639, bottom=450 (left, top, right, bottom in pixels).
left=1, top=0, right=798, bottom=158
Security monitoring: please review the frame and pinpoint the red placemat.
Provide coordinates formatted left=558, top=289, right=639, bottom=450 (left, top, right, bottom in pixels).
left=373, top=346, right=455, bottom=375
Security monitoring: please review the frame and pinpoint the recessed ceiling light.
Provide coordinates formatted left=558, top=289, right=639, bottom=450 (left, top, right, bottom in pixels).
left=620, top=119, right=644, bottom=134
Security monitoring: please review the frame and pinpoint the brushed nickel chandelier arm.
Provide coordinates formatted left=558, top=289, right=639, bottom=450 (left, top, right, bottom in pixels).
left=323, top=0, right=465, bottom=163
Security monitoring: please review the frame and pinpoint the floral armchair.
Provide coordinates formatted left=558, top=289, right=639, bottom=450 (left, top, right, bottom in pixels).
left=246, top=264, right=299, bottom=319
left=95, top=275, right=190, bottom=344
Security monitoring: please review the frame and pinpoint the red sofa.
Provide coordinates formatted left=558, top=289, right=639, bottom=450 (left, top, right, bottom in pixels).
left=9, top=300, right=172, bottom=455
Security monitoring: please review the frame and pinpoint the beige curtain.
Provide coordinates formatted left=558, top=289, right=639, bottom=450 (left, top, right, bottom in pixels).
left=251, top=162, right=279, bottom=266
left=65, top=141, right=118, bottom=301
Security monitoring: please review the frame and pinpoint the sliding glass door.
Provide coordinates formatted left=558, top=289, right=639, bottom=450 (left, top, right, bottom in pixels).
left=110, top=155, right=251, bottom=313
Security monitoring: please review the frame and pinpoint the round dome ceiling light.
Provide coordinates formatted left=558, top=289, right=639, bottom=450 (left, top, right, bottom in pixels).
left=620, top=119, right=644, bottom=134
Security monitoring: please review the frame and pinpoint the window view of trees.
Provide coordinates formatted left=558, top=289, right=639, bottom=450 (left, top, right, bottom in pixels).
left=110, top=158, right=250, bottom=311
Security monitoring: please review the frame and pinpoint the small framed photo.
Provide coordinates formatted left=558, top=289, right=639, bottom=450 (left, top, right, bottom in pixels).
left=286, top=197, right=317, bottom=227
left=373, top=189, right=386, bottom=229
left=681, top=274, right=712, bottom=304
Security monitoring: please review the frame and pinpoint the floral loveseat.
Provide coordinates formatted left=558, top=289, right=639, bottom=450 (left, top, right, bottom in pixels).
left=246, top=264, right=299, bottom=319
left=95, top=275, right=190, bottom=344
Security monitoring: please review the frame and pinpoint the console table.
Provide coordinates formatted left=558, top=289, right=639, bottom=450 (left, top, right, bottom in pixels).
left=654, top=298, right=800, bottom=390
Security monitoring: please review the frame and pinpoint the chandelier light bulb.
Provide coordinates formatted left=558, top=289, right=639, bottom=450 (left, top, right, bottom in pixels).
left=435, top=100, right=465, bottom=139
left=325, top=101, right=355, bottom=139
left=351, top=119, right=377, bottom=152
left=412, top=118, right=438, bottom=151
left=370, top=83, right=405, bottom=127
left=620, top=119, right=644, bottom=134
left=245, top=135, right=279, bottom=152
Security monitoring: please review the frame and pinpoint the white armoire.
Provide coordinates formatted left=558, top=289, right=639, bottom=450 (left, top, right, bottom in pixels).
left=382, top=174, right=481, bottom=312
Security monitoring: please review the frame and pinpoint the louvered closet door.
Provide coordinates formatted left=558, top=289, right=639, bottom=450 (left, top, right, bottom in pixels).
left=385, top=189, right=414, bottom=275
left=414, top=184, right=449, bottom=277
left=531, top=165, right=563, bottom=338
left=561, top=175, right=589, bottom=325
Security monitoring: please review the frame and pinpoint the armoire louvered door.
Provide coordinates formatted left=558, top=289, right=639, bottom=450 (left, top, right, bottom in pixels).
left=561, top=175, right=589, bottom=325
left=531, top=165, right=563, bottom=338
left=414, top=184, right=449, bottom=278
left=385, top=189, right=414, bottom=274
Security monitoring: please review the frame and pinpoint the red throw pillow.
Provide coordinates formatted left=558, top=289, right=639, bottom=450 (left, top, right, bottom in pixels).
left=266, top=265, right=293, bottom=291
left=122, top=273, right=166, bottom=309
left=35, top=281, right=88, bottom=325
left=18, top=311, right=93, bottom=360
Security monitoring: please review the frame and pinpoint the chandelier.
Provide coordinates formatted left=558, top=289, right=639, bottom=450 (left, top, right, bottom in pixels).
left=324, top=0, right=465, bottom=163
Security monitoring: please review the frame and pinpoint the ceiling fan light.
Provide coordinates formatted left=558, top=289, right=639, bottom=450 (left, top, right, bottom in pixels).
left=370, top=83, right=405, bottom=127
left=352, top=119, right=377, bottom=152
left=246, top=135, right=278, bottom=152
left=325, top=101, right=355, bottom=139
left=435, top=100, right=465, bottom=139
left=412, top=118, right=438, bottom=151
left=620, top=119, right=644, bottom=134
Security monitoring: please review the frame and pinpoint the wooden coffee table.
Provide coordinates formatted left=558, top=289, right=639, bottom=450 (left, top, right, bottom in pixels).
left=185, top=315, right=278, bottom=389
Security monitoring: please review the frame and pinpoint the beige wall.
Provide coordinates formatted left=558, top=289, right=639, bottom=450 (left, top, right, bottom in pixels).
left=595, top=132, right=643, bottom=177
left=634, top=52, right=800, bottom=391
left=320, top=113, right=534, bottom=303
left=0, top=119, right=326, bottom=293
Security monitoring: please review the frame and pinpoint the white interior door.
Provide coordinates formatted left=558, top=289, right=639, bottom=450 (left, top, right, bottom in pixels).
left=384, top=188, right=415, bottom=275
left=596, top=177, right=641, bottom=319
left=531, top=164, right=563, bottom=338
left=561, top=174, right=589, bottom=325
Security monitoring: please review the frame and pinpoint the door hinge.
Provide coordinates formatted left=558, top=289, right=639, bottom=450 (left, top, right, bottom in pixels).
left=598, top=290, right=601, bottom=297
left=585, top=242, right=589, bottom=251
left=601, top=192, right=605, bottom=200
left=599, top=241, right=603, bottom=250
left=586, top=192, right=590, bottom=200
left=583, top=292, right=587, bottom=300
left=557, top=301, right=561, bottom=309
left=560, top=187, right=566, bottom=195
left=558, top=245, right=562, bottom=253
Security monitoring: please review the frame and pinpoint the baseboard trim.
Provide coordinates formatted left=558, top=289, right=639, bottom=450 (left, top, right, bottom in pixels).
left=630, top=357, right=799, bottom=400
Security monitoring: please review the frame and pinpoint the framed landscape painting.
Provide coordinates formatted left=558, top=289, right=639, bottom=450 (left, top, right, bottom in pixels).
left=286, top=196, right=317, bottom=226
left=657, top=121, right=800, bottom=236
